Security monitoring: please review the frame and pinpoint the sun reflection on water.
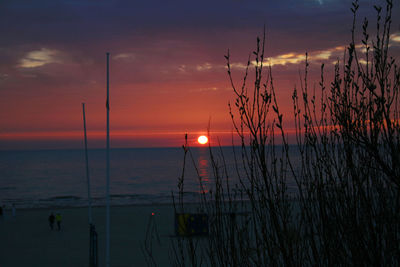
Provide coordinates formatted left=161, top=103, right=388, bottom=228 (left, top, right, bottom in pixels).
left=198, top=150, right=210, bottom=194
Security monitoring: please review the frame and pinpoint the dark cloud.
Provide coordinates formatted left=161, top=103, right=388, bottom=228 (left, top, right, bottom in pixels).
left=0, top=0, right=362, bottom=46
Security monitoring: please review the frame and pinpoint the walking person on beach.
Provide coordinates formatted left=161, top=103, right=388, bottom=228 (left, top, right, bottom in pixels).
left=48, top=212, right=55, bottom=230
left=56, top=213, right=62, bottom=231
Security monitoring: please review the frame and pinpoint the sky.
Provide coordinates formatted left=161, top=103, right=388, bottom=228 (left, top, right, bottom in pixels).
left=0, top=0, right=399, bottom=149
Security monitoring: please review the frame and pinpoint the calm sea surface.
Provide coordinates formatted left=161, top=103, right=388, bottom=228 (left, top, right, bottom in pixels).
left=0, top=147, right=224, bottom=209
left=0, top=147, right=299, bottom=209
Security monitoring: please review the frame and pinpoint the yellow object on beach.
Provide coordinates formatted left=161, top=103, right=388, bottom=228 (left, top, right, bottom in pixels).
left=175, top=213, right=208, bottom=236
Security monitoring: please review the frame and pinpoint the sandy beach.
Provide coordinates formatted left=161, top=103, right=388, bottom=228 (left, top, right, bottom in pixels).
left=0, top=204, right=179, bottom=267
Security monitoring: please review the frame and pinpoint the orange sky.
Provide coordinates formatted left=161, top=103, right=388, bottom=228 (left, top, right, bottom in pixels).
left=0, top=0, right=399, bottom=150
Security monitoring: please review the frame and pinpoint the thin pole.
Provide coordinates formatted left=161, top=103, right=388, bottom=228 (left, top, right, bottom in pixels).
left=105, top=52, right=111, bottom=267
left=82, top=103, right=93, bottom=225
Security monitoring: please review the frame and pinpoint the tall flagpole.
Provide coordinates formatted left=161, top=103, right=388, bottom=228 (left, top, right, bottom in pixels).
left=105, top=52, right=111, bottom=267
left=82, top=103, right=93, bottom=225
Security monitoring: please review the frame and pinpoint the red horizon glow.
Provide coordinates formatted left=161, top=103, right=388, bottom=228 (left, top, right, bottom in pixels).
left=0, top=126, right=337, bottom=150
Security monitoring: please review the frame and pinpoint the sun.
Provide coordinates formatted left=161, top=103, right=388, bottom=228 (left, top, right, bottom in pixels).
left=197, top=135, right=208, bottom=145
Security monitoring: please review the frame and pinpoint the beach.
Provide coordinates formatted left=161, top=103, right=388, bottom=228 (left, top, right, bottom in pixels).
left=0, top=204, right=177, bottom=267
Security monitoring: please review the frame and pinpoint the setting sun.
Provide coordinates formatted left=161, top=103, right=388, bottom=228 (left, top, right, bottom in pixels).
left=197, top=135, right=208, bottom=145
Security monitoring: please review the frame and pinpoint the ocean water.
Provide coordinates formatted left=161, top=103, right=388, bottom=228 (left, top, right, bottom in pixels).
left=0, top=146, right=299, bottom=209
left=0, top=147, right=229, bottom=209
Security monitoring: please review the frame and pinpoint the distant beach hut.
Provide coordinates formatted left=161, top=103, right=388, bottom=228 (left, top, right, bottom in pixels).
left=175, top=213, right=209, bottom=237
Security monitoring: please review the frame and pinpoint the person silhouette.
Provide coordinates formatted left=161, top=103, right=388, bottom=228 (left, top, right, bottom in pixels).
left=48, top=213, right=55, bottom=230
left=55, top=213, right=62, bottom=231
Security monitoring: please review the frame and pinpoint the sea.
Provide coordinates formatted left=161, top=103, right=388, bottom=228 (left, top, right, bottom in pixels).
left=0, top=147, right=299, bottom=209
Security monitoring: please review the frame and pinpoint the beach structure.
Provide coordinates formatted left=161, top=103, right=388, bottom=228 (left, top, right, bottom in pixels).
left=105, top=52, right=111, bottom=267
left=82, top=103, right=98, bottom=267
left=82, top=103, right=93, bottom=225
left=175, top=213, right=209, bottom=236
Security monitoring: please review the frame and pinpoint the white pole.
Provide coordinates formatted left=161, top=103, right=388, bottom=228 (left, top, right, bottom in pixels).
left=82, top=103, right=93, bottom=225
left=105, top=52, right=111, bottom=267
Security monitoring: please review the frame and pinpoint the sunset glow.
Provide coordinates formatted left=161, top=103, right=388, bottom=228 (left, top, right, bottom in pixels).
left=0, top=1, right=398, bottom=150
left=197, top=135, right=208, bottom=145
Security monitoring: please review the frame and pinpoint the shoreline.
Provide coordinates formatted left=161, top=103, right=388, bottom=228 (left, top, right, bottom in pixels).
left=4, top=200, right=207, bottom=213
left=9, top=201, right=176, bottom=212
